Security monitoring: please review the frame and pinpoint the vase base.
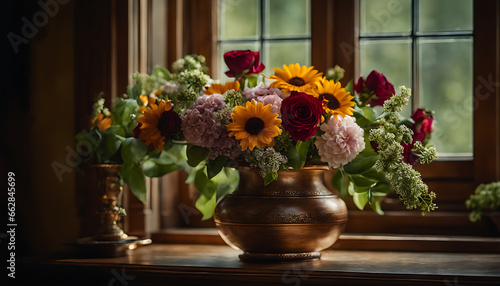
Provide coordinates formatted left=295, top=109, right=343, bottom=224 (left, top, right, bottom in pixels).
left=238, top=251, right=321, bottom=262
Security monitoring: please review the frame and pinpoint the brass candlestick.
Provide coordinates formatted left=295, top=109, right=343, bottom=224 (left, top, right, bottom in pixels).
left=91, top=164, right=128, bottom=241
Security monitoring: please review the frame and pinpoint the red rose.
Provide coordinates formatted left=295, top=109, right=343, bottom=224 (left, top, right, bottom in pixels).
left=281, top=92, right=323, bottom=142
left=224, top=50, right=265, bottom=77
left=355, top=70, right=395, bottom=106
left=402, top=108, right=434, bottom=165
left=410, top=108, right=434, bottom=143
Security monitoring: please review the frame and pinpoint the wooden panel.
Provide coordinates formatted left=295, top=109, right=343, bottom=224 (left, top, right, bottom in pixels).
left=473, top=0, right=500, bottom=184
left=311, top=0, right=334, bottom=72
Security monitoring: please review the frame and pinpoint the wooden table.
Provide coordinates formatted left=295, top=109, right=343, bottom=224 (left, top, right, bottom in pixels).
left=20, top=244, right=500, bottom=285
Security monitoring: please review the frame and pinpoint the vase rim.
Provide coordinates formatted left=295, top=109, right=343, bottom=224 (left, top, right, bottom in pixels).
left=238, top=165, right=330, bottom=172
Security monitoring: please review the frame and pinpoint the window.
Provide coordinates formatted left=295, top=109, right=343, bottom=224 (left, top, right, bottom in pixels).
left=358, top=0, right=474, bottom=157
left=217, top=0, right=311, bottom=81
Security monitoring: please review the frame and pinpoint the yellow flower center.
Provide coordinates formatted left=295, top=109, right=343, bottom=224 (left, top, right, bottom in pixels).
left=288, top=77, right=306, bottom=87
left=245, top=117, right=265, bottom=135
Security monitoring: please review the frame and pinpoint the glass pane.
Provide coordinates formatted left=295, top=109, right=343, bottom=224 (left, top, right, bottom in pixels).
left=265, top=0, right=310, bottom=38
left=418, top=38, right=473, bottom=155
left=418, top=0, right=473, bottom=32
left=360, top=0, right=411, bottom=35
left=217, top=42, right=260, bottom=82
left=219, top=0, right=259, bottom=40
left=359, top=39, right=412, bottom=116
left=264, top=40, right=311, bottom=73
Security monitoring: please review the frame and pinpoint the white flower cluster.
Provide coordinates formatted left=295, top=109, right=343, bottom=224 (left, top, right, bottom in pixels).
left=245, top=147, right=288, bottom=178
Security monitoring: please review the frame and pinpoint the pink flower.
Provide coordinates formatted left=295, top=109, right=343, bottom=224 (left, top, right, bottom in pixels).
left=243, top=85, right=285, bottom=100
left=253, top=94, right=282, bottom=114
left=181, top=94, right=225, bottom=148
left=315, top=116, right=365, bottom=168
left=209, top=129, right=241, bottom=160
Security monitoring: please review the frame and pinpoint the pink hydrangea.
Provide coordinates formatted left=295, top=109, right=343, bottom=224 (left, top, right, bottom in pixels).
left=243, top=85, right=285, bottom=100
left=254, top=94, right=282, bottom=114
left=315, top=116, right=365, bottom=169
left=209, top=129, right=242, bottom=160
left=181, top=94, right=225, bottom=148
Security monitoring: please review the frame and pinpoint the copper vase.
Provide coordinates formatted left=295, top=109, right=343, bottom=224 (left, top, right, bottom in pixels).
left=89, top=164, right=128, bottom=241
left=214, top=166, right=348, bottom=261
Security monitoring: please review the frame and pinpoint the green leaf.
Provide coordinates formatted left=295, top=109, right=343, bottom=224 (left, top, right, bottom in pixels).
left=264, top=172, right=278, bottom=185
left=187, top=145, right=209, bottom=167
left=399, top=117, right=415, bottom=127
left=369, top=182, right=392, bottom=194
left=360, top=106, right=376, bottom=122
left=247, top=76, right=258, bottom=88
left=332, top=169, right=348, bottom=201
left=350, top=174, right=377, bottom=187
left=287, top=139, right=311, bottom=170
left=207, top=156, right=228, bottom=179
left=345, top=80, right=353, bottom=94
left=121, top=137, right=148, bottom=163
left=121, top=162, right=146, bottom=202
left=353, top=191, right=369, bottom=210
left=95, top=131, right=125, bottom=163
left=193, top=167, right=239, bottom=220
left=152, top=66, right=172, bottom=81
left=194, top=167, right=217, bottom=198
left=368, top=188, right=387, bottom=215
left=127, top=82, right=142, bottom=99
left=112, top=98, right=139, bottom=135
left=142, top=159, right=182, bottom=177
left=195, top=191, right=217, bottom=221
left=213, top=167, right=239, bottom=202
left=343, top=155, right=378, bottom=174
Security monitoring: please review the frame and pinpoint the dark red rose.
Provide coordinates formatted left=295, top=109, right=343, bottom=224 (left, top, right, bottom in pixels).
left=224, top=50, right=265, bottom=77
left=157, top=109, right=181, bottom=139
left=280, top=91, right=323, bottom=142
left=355, top=70, right=395, bottom=106
left=402, top=109, right=434, bottom=165
left=133, top=122, right=142, bottom=139
left=410, top=108, right=434, bottom=143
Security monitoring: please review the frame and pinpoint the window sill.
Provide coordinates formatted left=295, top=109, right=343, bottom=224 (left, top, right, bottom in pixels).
left=151, top=228, right=500, bottom=253
left=21, top=243, right=500, bottom=285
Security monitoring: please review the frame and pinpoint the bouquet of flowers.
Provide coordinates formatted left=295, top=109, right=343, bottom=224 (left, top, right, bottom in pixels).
left=77, top=50, right=438, bottom=219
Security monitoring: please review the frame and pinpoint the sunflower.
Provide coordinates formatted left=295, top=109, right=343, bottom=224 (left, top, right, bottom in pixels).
left=310, top=78, right=355, bottom=119
left=139, top=95, right=157, bottom=114
left=94, top=113, right=112, bottom=131
left=204, top=81, right=240, bottom=95
left=268, top=63, right=323, bottom=94
left=227, top=100, right=282, bottom=151
left=137, top=100, right=181, bottom=151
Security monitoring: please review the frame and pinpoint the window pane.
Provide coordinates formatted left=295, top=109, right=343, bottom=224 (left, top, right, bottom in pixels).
left=418, top=38, right=473, bottom=155
left=264, top=0, right=310, bottom=38
left=359, top=39, right=412, bottom=116
left=217, top=42, right=260, bottom=82
left=264, top=40, right=310, bottom=72
left=418, top=0, right=473, bottom=32
left=219, top=0, right=259, bottom=40
left=360, top=0, right=411, bottom=35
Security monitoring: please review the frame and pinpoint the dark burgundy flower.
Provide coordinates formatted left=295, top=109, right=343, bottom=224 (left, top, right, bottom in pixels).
left=133, top=122, right=142, bottom=139
left=410, top=108, right=434, bottom=143
left=224, top=50, right=265, bottom=77
left=355, top=70, right=395, bottom=106
left=280, top=91, right=323, bottom=142
left=157, top=109, right=182, bottom=139
left=402, top=109, right=434, bottom=165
